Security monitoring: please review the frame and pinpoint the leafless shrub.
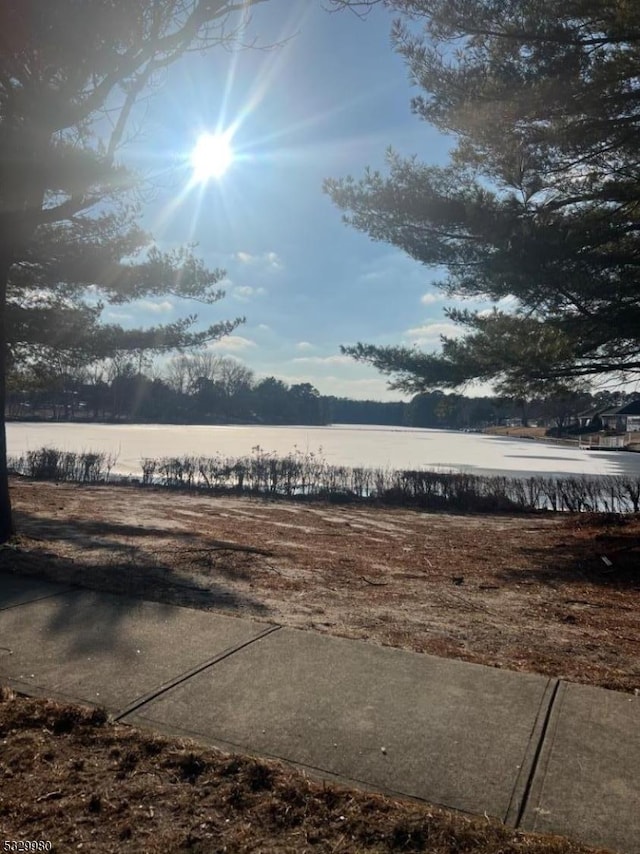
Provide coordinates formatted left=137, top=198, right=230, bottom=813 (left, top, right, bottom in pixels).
left=8, top=448, right=116, bottom=482
left=9, top=445, right=640, bottom=514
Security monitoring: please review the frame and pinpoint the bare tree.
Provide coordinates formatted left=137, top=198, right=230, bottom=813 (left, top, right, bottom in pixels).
left=164, top=352, right=254, bottom=397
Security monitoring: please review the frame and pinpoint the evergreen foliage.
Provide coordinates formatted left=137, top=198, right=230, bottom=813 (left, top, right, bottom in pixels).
left=326, top=1, right=640, bottom=391
left=0, top=0, right=269, bottom=539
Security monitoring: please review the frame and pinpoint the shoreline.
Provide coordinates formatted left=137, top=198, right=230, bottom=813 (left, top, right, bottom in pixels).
left=9, top=447, right=640, bottom=513
left=484, top=424, right=640, bottom=453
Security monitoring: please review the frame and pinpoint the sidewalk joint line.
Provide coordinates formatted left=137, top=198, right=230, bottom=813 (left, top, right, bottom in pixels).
left=513, top=678, right=561, bottom=829
left=112, top=624, right=281, bottom=723
left=0, top=588, right=75, bottom=611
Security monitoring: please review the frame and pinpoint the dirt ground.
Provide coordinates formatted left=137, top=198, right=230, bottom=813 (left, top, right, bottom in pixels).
left=5, top=478, right=639, bottom=693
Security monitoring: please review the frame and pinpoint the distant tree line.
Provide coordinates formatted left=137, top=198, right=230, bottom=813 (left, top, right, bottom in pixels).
left=7, top=354, right=326, bottom=425
left=7, top=353, right=637, bottom=431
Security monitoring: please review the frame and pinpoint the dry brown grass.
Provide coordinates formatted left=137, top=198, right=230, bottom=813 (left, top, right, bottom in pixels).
left=2, top=480, right=631, bottom=852
left=0, top=688, right=611, bottom=853
left=483, top=426, right=550, bottom=439
left=7, top=480, right=640, bottom=693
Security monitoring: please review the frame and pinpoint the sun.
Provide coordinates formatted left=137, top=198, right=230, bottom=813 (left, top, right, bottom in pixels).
left=191, top=132, right=234, bottom=181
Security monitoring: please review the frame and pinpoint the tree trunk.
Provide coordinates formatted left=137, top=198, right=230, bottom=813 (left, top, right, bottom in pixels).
left=0, top=259, right=14, bottom=542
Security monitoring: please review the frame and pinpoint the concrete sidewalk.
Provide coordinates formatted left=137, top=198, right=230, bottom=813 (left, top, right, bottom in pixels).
left=1, top=571, right=638, bottom=854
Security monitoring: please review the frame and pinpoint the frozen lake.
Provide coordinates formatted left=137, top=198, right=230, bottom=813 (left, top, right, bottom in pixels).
left=7, top=422, right=640, bottom=480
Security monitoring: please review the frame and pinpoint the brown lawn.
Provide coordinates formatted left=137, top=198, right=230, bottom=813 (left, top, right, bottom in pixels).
left=5, top=478, right=639, bottom=693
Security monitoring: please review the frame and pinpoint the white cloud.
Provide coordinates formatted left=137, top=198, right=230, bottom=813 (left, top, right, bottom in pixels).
left=405, top=322, right=462, bottom=347
left=359, top=270, right=385, bottom=283
left=207, top=335, right=257, bottom=352
left=406, top=322, right=460, bottom=338
left=420, top=292, right=442, bottom=305
left=105, top=310, right=133, bottom=321
left=296, top=341, right=314, bottom=351
left=235, top=250, right=283, bottom=271
left=292, top=354, right=353, bottom=366
left=277, top=373, right=405, bottom=402
left=257, top=323, right=271, bottom=331
left=466, top=379, right=498, bottom=397
left=24, top=287, right=61, bottom=306
left=232, top=285, right=266, bottom=302
left=265, top=251, right=283, bottom=270
left=137, top=299, right=174, bottom=314
left=324, top=377, right=406, bottom=401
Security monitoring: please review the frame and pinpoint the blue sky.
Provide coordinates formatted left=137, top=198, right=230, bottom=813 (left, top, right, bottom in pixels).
left=109, top=1, right=468, bottom=401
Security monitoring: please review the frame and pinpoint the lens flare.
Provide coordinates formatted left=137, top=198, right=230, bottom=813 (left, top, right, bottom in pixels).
left=191, top=132, right=234, bottom=181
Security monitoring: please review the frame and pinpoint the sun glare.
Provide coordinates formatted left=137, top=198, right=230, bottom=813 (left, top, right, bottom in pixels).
left=191, top=132, right=234, bottom=181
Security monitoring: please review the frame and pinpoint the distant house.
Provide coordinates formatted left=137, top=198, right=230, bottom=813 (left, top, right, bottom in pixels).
left=598, top=400, right=640, bottom=433
left=576, top=408, right=607, bottom=430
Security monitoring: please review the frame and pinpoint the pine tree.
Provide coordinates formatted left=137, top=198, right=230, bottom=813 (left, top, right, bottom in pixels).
left=0, top=0, right=269, bottom=540
left=326, top=1, right=640, bottom=392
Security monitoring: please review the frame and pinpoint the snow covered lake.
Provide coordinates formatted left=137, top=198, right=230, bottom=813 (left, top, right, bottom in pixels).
left=7, top=422, right=640, bottom=480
